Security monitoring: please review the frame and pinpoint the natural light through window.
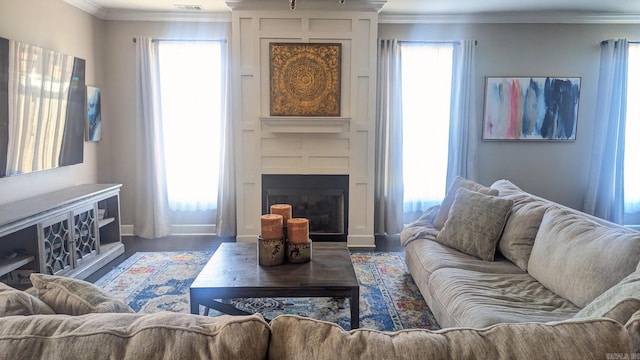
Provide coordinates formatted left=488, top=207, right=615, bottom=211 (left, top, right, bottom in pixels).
left=400, top=43, right=453, bottom=213
left=625, top=44, right=640, bottom=213
left=158, top=41, right=223, bottom=211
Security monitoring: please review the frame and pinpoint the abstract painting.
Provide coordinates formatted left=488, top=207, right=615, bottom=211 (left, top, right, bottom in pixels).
left=270, top=43, right=341, bottom=116
left=86, top=85, right=102, bottom=141
left=483, top=77, right=581, bottom=141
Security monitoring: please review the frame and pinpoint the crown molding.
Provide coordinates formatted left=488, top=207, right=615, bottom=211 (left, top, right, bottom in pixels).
left=64, top=0, right=640, bottom=24
left=378, top=12, right=640, bottom=24
left=101, top=9, right=231, bottom=22
left=225, top=0, right=386, bottom=12
left=64, top=0, right=108, bottom=18
left=64, top=0, right=231, bottom=21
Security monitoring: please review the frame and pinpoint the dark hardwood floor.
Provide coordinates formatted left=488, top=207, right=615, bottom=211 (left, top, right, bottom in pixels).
left=85, top=234, right=403, bottom=283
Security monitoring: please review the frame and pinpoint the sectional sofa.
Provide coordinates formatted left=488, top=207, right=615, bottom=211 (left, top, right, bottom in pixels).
left=0, top=276, right=636, bottom=359
left=401, top=178, right=640, bottom=349
left=0, top=177, right=639, bottom=359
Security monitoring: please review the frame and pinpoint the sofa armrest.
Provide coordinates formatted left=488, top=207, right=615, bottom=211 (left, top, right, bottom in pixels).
left=400, top=205, right=440, bottom=247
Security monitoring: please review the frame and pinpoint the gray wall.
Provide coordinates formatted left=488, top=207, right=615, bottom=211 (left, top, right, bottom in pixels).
left=380, top=23, right=640, bottom=210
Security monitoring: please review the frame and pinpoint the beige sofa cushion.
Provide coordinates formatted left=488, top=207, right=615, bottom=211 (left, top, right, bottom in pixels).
left=268, top=314, right=629, bottom=360
left=405, top=239, right=523, bottom=281
left=0, top=282, right=54, bottom=316
left=405, top=239, right=524, bottom=312
left=435, top=188, right=513, bottom=261
left=0, top=312, right=270, bottom=360
left=574, top=270, right=640, bottom=325
left=434, top=176, right=499, bottom=230
left=30, top=273, right=134, bottom=315
left=426, top=268, right=579, bottom=328
left=528, top=208, right=640, bottom=308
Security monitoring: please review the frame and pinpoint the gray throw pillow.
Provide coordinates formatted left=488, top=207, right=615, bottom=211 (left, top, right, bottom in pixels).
left=435, top=188, right=514, bottom=261
left=434, top=176, right=499, bottom=230
left=0, top=282, right=55, bottom=316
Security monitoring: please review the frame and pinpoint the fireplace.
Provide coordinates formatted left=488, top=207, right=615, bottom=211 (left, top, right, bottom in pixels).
left=262, top=174, right=348, bottom=242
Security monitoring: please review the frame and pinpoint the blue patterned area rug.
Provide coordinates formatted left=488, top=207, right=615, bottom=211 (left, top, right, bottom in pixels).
left=94, top=250, right=440, bottom=331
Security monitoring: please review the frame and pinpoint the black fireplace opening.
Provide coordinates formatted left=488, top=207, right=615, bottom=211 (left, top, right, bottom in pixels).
left=262, top=174, right=349, bottom=242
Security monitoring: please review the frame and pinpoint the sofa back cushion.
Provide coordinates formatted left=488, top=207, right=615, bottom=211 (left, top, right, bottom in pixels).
left=491, top=179, right=550, bottom=271
left=268, top=314, right=629, bottom=360
left=0, top=312, right=270, bottom=360
left=497, top=201, right=547, bottom=271
left=528, top=208, right=640, bottom=308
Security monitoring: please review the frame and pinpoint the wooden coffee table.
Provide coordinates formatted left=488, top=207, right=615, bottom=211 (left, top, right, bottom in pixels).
left=190, top=242, right=360, bottom=329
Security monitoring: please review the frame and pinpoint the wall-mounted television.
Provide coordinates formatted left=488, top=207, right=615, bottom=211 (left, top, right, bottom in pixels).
left=0, top=36, right=86, bottom=178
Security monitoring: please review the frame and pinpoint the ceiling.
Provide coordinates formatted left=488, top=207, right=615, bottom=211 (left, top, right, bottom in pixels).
left=64, top=0, right=640, bottom=22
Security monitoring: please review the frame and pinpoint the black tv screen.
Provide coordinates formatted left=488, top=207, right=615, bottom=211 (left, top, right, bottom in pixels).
left=0, top=36, right=85, bottom=178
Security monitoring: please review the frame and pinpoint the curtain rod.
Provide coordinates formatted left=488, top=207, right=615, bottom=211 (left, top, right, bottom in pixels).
left=600, top=40, right=640, bottom=45
left=132, top=37, right=226, bottom=43
left=396, top=40, right=477, bottom=45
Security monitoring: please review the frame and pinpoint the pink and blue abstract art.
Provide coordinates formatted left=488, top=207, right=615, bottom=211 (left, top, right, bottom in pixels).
left=483, top=76, right=581, bottom=141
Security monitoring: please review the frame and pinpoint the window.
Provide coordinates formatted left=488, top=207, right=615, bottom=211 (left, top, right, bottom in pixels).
left=625, top=44, right=640, bottom=214
left=400, top=43, right=454, bottom=218
left=157, top=41, right=224, bottom=211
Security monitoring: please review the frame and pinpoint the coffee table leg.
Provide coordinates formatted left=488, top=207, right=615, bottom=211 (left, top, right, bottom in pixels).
left=190, top=289, right=199, bottom=315
left=350, top=287, right=360, bottom=329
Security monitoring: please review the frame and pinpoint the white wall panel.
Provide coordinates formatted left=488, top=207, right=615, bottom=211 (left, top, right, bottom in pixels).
left=308, top=19, right=353, bottom=33
left=308, top=156, right=350, bottom=170
left=261, top=137, right=304, bottom=152
left=260, top=18, right=303, bottom=32
left=262, top=156, right=304, bottom=170
left=303, top=137, right=350, bottom=153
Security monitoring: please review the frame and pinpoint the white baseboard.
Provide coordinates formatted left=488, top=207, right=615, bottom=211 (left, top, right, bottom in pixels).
left=347, top=235, right=375, bottom=248
left=120, top=224, right=216, bottom=237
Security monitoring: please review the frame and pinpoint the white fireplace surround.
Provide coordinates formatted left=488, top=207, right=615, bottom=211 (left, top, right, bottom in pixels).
left=230, top=2, right=382, bottom=247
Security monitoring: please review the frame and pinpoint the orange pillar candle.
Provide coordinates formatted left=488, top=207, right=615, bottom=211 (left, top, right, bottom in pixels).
left=270, top=204, right=292, bottom=223
left=261, top=214, right=283, bottom=239
left=287, top=218, right=309, bottom=244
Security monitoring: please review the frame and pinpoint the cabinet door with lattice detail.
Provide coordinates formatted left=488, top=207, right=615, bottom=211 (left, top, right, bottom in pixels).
left=37, top=214, right=73, bottom=276
left=72, top=204, right=99, bottom=267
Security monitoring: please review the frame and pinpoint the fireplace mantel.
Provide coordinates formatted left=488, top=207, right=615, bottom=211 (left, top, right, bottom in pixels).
left=261, top=117, right=351, bottom=134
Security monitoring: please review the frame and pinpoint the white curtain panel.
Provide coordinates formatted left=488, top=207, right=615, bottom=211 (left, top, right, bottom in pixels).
left=374, top=39, right=404, bottom=235
left=134, top=36, right=172, bottom=239
left=446, top=40, right=479, bottom=188
left=216, top=41, right=236, bottom=237
left=583, top=39, right=628, bottom=223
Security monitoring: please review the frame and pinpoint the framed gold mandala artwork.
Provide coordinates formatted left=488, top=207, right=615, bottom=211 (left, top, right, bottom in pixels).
left=270, top=43, right=341, bottom=116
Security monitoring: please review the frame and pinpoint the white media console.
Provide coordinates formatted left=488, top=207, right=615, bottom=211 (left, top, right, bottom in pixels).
left=0, top=184, right=124, bottom=283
